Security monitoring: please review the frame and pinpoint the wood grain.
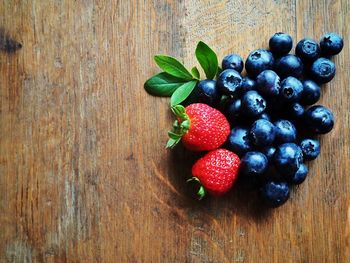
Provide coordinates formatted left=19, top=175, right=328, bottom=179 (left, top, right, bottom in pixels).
left=0, top=0, right=349, bottom=262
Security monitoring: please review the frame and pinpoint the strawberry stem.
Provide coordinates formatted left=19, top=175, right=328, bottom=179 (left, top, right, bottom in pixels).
left=186, top=177, right=206, bottom=200
left=197, top=185, right=206, bottom=200
left=166, top=105, right=191, bottom=149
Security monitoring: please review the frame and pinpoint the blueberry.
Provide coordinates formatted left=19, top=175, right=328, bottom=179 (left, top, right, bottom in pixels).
left=288, top=102, right=305, bottom=120
left=295, top=38, right=320, bottom=63
left=239, top=77, right=256, bottom=95
left=275, top=54, right=304, bottom=78
left=260, top=181, right=290, bottom=208
left=217, top=69, right=243, bottom=95
left=300, top=138, right=320, bottom=160
left=240, top=151, right=268, bottom=176
left=256, top=70, right=281, bottom=97
left=227, top=127, right=252, bottom=156
left=310, top=58, right=336, bottom=84
left=225, top=98, right=241, bottom=122
left=304, top=105, right=334, bottom=134
left=274, top=120, right=297, bottom=143
left=262, top=146, right=276, bottom=162
left=280, top=77, right=303, bottom=102
left=222, top=54, right=244, bottom=73
left=290, top=164, right=308, bottom=185
left=241, top=90, right=266, bottom=117
left=193, top=80, right=221, bottom=106
left=320, top=32, right=344, bottom=56
left=273, top=143, right=303, bottom=176
left=269, top=32, right=293, bottom=56
left=301, top=80, right=321, bottom=105
left=249, top=119, right=276, bottom=147
left=245, top=49, right=274, bottom=78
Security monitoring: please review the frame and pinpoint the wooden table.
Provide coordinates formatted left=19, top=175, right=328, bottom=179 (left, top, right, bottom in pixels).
left=1, top=1, right=349, bottom=262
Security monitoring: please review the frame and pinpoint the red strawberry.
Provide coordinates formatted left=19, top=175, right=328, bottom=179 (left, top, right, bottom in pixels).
left=167, top=103, right=230, bottom=151
left=190, top=149, right=240, bottom=199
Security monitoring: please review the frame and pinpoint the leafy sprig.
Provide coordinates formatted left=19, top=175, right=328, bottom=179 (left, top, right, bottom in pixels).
left=144, top=41, right=219, bottom=106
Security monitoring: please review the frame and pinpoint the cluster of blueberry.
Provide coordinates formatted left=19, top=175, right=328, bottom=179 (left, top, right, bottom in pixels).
left=190, top=32, right=343, bottom=207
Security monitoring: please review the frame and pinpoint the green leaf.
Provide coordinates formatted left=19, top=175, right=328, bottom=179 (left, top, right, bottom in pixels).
left=170, top=80, right=198, bottom=106
left=195, top=41, right=218, bottom=79
left=172, top=120, right=179, bottom=129
left=144, top=72, right=187, bottom=97
left=171, top=105, right=186, bottom=116
left=191, top=66, right=200, bottom=79
left=166, top=138, right=181, bottom=149
left=154, top=55, right=193, bottom=80
left=186, top=177, right=206, bottom=200
left=168, top=131, right=181, bottom=140
left=180, top=120, right=190, bottom=130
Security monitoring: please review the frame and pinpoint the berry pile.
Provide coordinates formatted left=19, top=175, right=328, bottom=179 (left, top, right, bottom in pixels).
left=144, top=32, right=343, bottom=208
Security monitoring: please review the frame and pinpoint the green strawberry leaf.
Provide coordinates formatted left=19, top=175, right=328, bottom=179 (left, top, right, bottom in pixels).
left=154, top=55, right=193, bottom=80
left=144, top=72, right=187, bottom=97
left=166, top=104, right=192, bottom=149
left=168, top=131, right=181, bottom=140
left=195, top=41, right=218, bottom=79
left=172, top=120, right=180, bottom=129
left=180, top=120, right=190, bottom=130
left=166, top=137, right=181, bottom=149
left=191, top=66, right=200, bottom=79
left=187, top=177, right=207, bottom=200
left=170, top=80, right=198, bottom=106
left=171, top=105, right=186, bottom=116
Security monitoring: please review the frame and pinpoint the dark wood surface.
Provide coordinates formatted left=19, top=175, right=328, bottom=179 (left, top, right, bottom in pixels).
left=0, top=1, right=349, bottom=262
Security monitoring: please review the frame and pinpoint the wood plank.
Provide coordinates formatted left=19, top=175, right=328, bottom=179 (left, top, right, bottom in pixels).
left=0, top=0, right=349, bottom=262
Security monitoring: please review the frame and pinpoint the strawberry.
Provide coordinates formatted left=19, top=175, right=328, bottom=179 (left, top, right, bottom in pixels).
left=167, top=103, right=230, bottom=151
left=190, top=149, right=240, bottom=199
